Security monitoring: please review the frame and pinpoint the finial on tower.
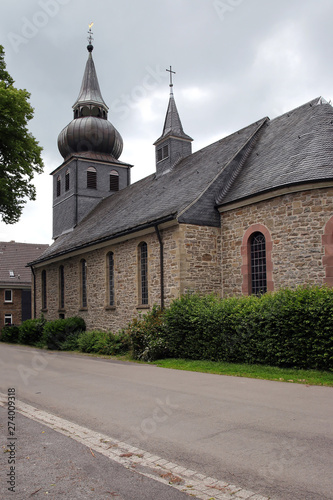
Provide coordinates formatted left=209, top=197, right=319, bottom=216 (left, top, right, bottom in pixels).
left=87, top=22, right=94, bottom=52
left=166, top=66, right=176, bottom=94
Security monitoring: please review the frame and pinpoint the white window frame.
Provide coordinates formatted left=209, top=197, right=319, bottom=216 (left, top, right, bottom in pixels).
left=4, top=314, right=12, bottom=325
left=4, top=289, right=13, bottom=303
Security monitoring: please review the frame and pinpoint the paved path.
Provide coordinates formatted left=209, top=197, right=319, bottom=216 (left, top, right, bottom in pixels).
left=0, top=344, right=332, bottom=499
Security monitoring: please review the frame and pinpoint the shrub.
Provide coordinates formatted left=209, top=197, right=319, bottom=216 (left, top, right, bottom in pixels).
left=76, top=329, right=130, bottom=355
left=124, top=305, right=168, bottom=361
left=18, top=317, right=46, bottom=346
left=42, top=317, right=86, bottom=350
left=0, top=325, right=20, bottom=343
left=160, top=287, right=333, bottom=370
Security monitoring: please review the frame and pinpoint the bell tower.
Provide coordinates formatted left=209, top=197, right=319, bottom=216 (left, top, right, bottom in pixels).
left=51, top=26, right=132, bottom=239
left=154, top=66, right=193, bottom=177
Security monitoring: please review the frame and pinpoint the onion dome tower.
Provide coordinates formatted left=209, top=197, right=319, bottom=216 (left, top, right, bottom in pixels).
left=51, top=26, right=132, bottom=239
left=154, top=66, right=193, bottom=177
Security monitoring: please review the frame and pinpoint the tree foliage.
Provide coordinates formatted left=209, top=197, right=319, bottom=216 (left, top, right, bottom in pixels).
left=0, top=45, right=44, bottom=224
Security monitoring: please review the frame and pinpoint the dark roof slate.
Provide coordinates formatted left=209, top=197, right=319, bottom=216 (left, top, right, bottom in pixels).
left=0, top=242, right=49, bottom=286
left=33, top=97, right=333, bottom=265
left=219, top=97, right=333, bottom=205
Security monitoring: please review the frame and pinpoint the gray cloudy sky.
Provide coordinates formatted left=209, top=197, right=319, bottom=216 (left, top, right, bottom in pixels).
left=1, top=0, right=333, bottom=244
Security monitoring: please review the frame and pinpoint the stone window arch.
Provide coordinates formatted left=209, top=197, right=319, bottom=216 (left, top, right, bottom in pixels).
left=322, top=216, right=333, bottom=287
left=107, top=252, right=115, bottom=306
left=80, top=259, right=87, bottom=308
left=138, top=242, right=148, bottom=305
left=41, top=270, right=47, bottom=310
left=241, top=224, right=274, bottom=295
left=59, top=265, right=65, bottom=310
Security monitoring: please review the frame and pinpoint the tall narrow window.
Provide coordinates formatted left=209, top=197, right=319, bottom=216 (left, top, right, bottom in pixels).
left=57, top=176, right=61, bottom=197
left=108, top=252, right=115, bottom=306
left=59, top=265, right=65, bottom=309
left=81, top=260, right=87, bottom=308
left=139, top=242, right=148, bottom=305
left=65, top=170, right=70, bottom=191
left=41, top=270, right=47, bottom=310
left=4, top=290, right=12, bottom=303
left=109, top=170, right=119, bottom=191
left=87, top=166, right=97, bottom=189
left=250, top=232, right=267, bottom=295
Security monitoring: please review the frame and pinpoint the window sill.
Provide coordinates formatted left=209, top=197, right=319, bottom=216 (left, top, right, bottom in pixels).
left=41, top=308, right=48, bottom=313
left=136, top=304, right=150, bottom=310
left=79, top=307, right=88, bottom=311
left=105, top=305, right=116, bottom=311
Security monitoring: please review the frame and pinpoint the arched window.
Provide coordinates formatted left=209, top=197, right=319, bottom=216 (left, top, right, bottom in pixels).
left=87, top=166, right=97, bottom=189
left=41, top=270, right=47, bottom=310
left=56, top=176, right=61, bottom=197
left=65, top=170, right=70, bottom=191
left=109, top=170, right=119, bottom=191
left=108, top=252, right=115, bottom=306
left=59, top=265, right=65, bottom=309
left=80, top=259, right=87, bottom=308
left=250, top=232, right=267, bottom=295
left=241, top=224, right=274, bottom=295
left=139, top=242, right=148, bottom=305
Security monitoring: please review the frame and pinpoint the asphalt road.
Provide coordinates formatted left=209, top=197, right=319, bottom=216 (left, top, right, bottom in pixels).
left=0, top=343, right=332, bottom=500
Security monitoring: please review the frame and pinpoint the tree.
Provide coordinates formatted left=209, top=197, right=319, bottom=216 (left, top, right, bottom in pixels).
left=0, top=45, right=44, bottom=224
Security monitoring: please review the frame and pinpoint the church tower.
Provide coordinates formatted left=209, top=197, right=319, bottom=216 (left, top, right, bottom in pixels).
left=154, top=67, right=193, bottom=177
left=52, top=30, right=132, bottom=239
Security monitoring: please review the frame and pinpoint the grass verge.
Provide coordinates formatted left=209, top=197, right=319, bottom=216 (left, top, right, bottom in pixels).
left=152, top=359, right=333, bottom=386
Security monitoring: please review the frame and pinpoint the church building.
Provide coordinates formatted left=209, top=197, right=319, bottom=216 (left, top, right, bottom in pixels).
left=29, top=40, right=333, bottom=332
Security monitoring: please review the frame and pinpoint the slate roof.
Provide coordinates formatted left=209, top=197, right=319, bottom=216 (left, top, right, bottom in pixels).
left=73, top=50, right=108, bottom=110
left=31, top=97, right=333, bottom=265
left=0, top=242, right=49, bottom=286
left=154, top=92, right=193, bottom=144
left=219, top=97, right=333, bottom=205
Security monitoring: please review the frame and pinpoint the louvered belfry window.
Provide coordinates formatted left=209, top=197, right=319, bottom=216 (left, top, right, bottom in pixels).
left=139, top=242, right=148, bottom=305
left=108, top=252, right=115, bottom=306
left=109, top=170, right=119, bottom=191
left=65, top=170, right=70, bottom=191
left=250, top=232, right=267, bottom=295
left=87, top=167, right=97, bottom=189
left=57, top=176, right=61, bottom=197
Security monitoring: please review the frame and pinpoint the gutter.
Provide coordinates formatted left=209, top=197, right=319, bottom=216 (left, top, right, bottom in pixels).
left=154, top=224, right=164, bottom=310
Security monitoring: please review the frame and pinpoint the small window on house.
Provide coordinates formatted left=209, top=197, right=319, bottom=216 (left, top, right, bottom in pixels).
left=109, top=170, right=119, bottom=191
left=87, top=166, right=97, bottom=189
left=4, top=290, right=12, bottom=303
left=65, top=170, right=70, bottom=191
left=59, top=265, right=65, bottom=309
left=9, top=270, right=14, bottom=278
left=250, top=232, right=267, bottom=295
left=81, top=259, right=87, bottom=308
left=41, top=270, right=47, bottom=310
left=108, top=252, right=115, bottom=306
left=139, top=242, right=148, bottom=305
left=57, top=175, right=61, bottom=197
left=4, top=314, right=12, bottom=325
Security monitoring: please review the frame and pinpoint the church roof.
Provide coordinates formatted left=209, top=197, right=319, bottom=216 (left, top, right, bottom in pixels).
left=32, top=97, right=333, bottom=265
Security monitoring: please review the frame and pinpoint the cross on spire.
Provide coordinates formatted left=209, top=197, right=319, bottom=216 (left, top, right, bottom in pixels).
left=166, top=66, right=176, bottom=94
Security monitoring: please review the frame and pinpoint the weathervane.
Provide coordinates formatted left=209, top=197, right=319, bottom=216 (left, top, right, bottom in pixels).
left=166, top=66, right=176, bottom=94
left=87, top=22, right=94, bottom=46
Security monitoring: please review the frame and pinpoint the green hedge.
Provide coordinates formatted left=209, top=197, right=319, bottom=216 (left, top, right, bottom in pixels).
left=41, top=317, right=86, bottom=350
left=18, top=317, right=46, bottom=346
left=160, top=287, right=333, bottom=370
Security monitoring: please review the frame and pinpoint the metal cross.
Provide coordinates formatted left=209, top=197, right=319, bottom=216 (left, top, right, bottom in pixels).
left=87, top=22, right=94, bottom=45
left=166, top=66, right=176, bottom=88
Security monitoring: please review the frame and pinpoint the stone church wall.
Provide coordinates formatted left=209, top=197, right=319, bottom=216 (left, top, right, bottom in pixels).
left=221, top=187, right=333, bottom=296
left=33, top=222, right=222, bottom=332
